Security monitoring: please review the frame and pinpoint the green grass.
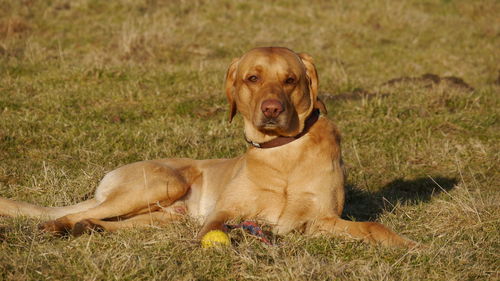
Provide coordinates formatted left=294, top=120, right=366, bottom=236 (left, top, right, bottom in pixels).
left=1, top=0, right=499, bottom=280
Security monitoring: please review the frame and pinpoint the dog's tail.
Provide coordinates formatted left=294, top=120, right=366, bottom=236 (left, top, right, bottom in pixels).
left=0, top=197, right=98, bottom=220
left=309, top=217, right=417, bottom=248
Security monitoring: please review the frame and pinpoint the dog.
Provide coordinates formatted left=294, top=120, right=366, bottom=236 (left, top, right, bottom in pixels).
left=0, top=47, right=415, bottom=247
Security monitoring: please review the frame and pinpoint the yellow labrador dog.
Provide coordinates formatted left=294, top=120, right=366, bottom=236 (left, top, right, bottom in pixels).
left=0, top=47, right=415, bottom=247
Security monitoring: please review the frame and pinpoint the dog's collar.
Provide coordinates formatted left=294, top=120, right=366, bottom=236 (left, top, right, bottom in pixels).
left=245, top=109, right=321, bottom=149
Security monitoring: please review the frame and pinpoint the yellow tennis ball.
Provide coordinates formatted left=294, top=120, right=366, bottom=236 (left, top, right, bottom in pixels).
left=201, top=230, right=231, bottom=248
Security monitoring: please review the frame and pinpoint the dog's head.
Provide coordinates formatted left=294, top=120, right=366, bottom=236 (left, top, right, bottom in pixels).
left=225, top=47, right=326, bottom=143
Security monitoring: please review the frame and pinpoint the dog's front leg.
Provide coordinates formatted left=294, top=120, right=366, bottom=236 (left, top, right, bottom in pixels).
left=196, top=210, right=232, bottom=239
left=307, top=216, right=417, bottom=248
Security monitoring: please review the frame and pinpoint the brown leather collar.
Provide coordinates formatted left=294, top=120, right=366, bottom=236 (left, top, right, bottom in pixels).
left=245, top=109, right=321, bottom=149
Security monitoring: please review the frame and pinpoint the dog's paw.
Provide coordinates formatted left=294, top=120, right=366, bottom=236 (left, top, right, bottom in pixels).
left=38, top=219, right=71, bottom=236
left=72, top=219, right=104, bottom=237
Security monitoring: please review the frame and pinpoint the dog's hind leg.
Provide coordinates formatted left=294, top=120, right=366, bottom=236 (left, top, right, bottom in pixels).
left=71, top=210, right=185, bottom=236
left=40, top=183, right=188, bottom=235
left=39, top=163, right=196, bottom=235
left=0, top=198, right=99, bottom=220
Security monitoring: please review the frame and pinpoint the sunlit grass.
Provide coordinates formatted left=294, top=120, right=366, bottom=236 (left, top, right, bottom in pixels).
left=1, top=0, right=498, bottom=280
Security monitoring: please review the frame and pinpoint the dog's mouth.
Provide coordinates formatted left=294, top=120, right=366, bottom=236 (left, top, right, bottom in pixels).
left=256, top=117, right=288, bottom=134
left=262, top=119, right=279, bottom=127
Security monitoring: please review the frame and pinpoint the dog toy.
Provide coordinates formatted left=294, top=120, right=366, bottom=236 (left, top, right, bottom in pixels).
left=225, top=221, right=272, bottom=245
left=201, top=230, right=231, bottom=248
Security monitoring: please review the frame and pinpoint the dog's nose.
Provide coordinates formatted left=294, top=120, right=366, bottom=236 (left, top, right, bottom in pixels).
left=261, top=99, right=284, bottom=118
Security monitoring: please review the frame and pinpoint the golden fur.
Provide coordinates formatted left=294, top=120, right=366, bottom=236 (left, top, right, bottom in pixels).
left=0, top=47, right=415, bottom=247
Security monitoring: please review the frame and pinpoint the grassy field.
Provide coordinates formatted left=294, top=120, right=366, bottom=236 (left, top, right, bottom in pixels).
left=0, top=0, right=498, bottom=280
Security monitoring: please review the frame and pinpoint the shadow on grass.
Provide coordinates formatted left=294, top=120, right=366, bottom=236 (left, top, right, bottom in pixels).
left=342, top=177, right=458, bottom=221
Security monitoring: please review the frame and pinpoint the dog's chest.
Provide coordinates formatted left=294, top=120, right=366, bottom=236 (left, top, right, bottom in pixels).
left=243, top=144, right=336, bottom=224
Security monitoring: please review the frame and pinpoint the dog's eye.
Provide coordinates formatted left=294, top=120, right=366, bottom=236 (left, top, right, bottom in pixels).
left=285, top=77, right=295, bottom=84
left=247, top=75, right=259, bottom=82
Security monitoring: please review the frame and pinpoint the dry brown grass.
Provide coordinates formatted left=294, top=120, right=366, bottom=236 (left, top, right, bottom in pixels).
left=0, top=0, right=499, bottom=280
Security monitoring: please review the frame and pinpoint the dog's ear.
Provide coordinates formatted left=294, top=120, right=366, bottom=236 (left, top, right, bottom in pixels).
left=315, top=97, right=327, bottom=114
left=225, top=57, right=240, bottom=123
left=298, top=53, right=327, bottom=114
